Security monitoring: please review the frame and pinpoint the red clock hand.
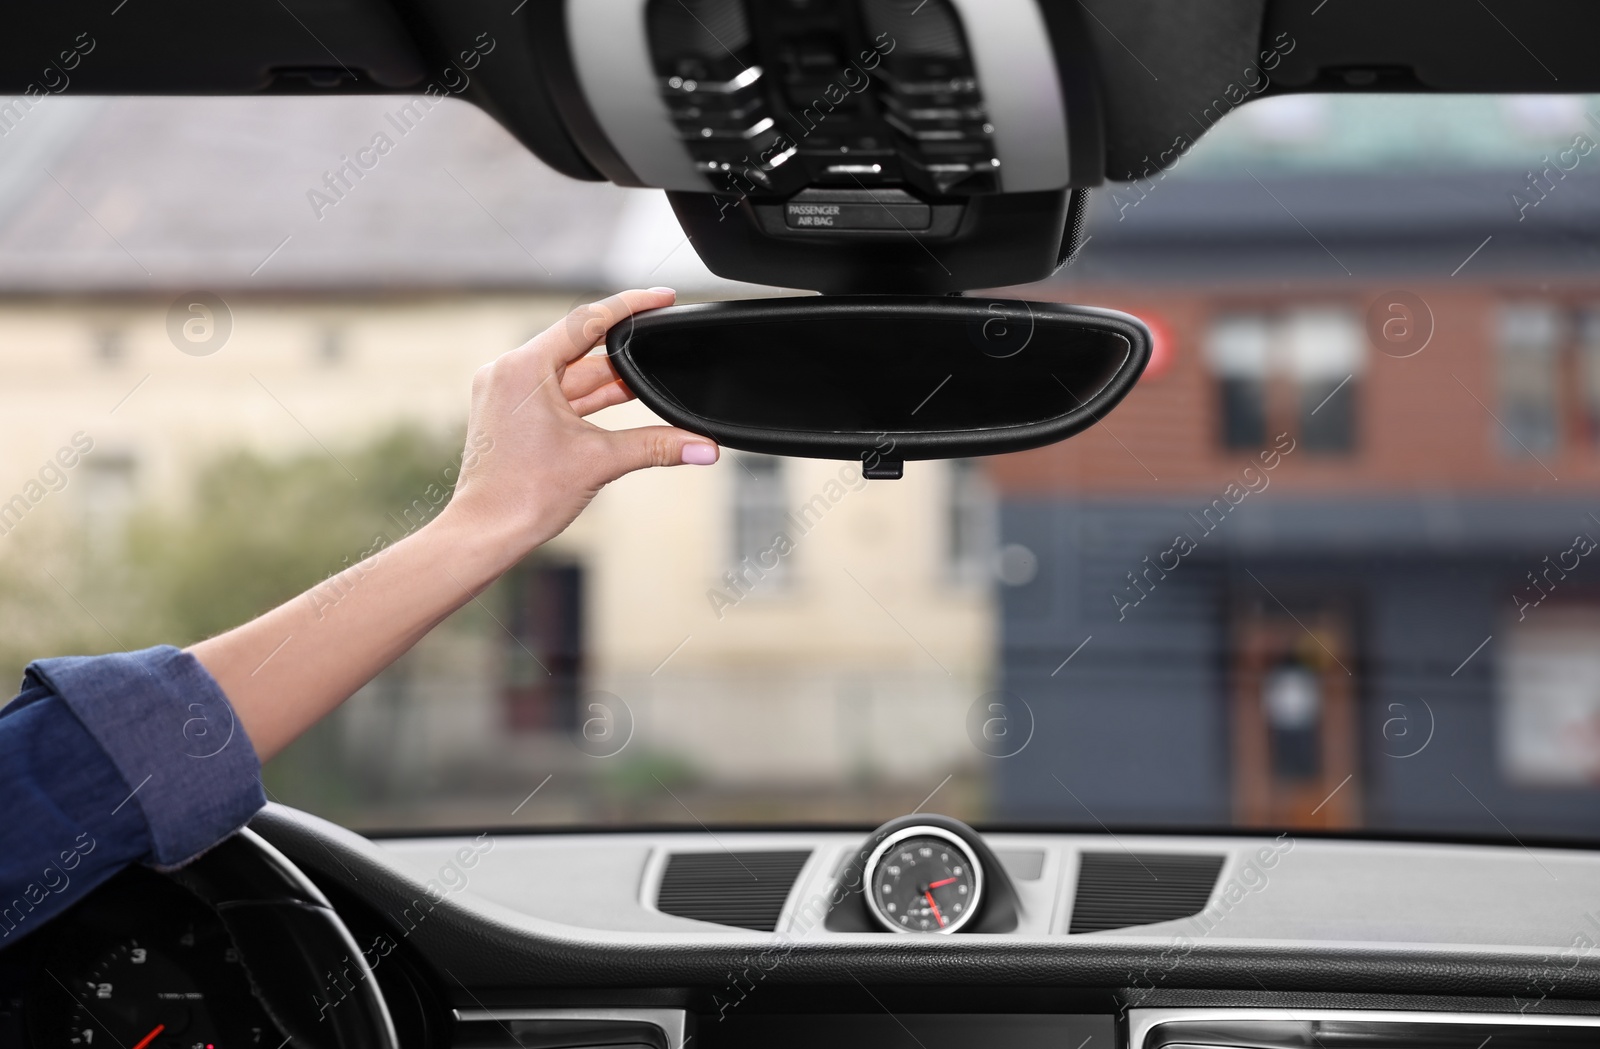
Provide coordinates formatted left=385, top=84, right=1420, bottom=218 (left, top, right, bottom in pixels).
left=927, top=877, right=958, bottom=889
left=924, top=890, right=947, bottom=927
left=131, top=1024, right=166, bottom=1049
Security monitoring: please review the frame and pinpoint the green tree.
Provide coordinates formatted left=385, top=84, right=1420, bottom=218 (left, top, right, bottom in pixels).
left=125, top=425, right=470, bottom=644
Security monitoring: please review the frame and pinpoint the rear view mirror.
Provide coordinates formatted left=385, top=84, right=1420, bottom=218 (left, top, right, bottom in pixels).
left=607, top=296, right=1151, bottom=477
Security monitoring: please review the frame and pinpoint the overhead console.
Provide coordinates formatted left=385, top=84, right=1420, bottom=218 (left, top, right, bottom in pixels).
left=538, top=0, right=1105, bottom=293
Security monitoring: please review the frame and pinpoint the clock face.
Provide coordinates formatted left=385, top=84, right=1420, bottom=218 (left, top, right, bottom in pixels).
left=864, top=828, right=983, bottom=934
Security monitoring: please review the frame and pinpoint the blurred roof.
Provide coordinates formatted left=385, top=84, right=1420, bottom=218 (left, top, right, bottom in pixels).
left=1176, top=93, right=1600, bottom=176
left=1048, top=93, right=1600, bottom=286
left=0, top=93, right=1597, bottom=294
left=0, top=95, right=767, bottom=296
left=1054, top=167, right=1600, bottom=286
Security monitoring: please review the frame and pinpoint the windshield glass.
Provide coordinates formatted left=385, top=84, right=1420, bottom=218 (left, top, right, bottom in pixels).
left=3, top=91, right=1597, bottom=837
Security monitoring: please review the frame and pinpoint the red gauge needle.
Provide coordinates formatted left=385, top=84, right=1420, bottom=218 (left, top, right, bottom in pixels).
left=927, top=877, right=958, bottom=889
left=924, top=890, right=947, bottom=927
left=130, top=1024, right=165, bottom=1049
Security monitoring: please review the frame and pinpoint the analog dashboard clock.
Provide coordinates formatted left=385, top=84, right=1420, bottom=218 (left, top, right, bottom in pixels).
left=863, top=825, right=984, bottom=934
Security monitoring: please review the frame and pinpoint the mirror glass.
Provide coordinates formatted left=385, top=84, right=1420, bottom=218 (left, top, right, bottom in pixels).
left=608, top=297, right=1150, bottom=460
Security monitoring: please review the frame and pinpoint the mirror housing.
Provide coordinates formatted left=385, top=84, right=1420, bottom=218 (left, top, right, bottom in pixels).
left=607, top=296, right=1151, bottom=475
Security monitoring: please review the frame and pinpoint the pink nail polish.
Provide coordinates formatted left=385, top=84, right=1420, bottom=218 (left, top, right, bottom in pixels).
left=648, top=286, right=676, bottom=296
left=681, top=443, right=717, bottom=465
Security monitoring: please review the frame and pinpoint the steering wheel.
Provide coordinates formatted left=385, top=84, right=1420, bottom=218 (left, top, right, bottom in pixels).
left=165, top=827, right=400, bottom=1049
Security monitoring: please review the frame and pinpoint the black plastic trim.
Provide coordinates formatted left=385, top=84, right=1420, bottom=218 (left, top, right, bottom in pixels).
left=352, top=820, right=1600, bottom=855
left=1056, top=187, right=1093, bottom=269
left=1147, top=1016, right=1600, bottom=1049
left=667, top=191, right=1074, bottom=294
left=394, top=0, right=604, bottom=182
left=1068, top=852, right=1226, bottom=934
left=524, top=0, right=647, bottom=186
left=655, top=850, right=812, bottom=932
left=453, top=1017, right=671, bottom=1049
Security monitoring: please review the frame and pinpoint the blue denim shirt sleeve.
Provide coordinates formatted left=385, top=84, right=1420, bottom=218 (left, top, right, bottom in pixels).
left=0, top=645, right=265, bottom=946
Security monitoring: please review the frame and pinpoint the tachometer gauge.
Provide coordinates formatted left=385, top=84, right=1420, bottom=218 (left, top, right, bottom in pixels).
left=863, top=826, right=983, bottom=934
left=59, top=927, right=270, bottom=1049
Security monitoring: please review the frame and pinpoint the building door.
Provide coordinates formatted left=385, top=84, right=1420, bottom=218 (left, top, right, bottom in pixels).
left=502, top=561, right=584, bottom=732
left=1230, top=595, right=1361, bottom=828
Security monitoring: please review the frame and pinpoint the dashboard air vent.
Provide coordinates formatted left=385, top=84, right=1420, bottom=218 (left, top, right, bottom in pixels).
left=656, top=850, right=811, bottom=931
left=1069, top=852, right=1225, bottom=933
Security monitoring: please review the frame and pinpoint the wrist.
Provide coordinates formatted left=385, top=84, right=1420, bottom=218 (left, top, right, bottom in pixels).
left=425, top=502, right=535, bottom=588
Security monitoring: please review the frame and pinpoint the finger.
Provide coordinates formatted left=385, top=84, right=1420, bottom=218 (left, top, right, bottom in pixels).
left=570, top=378, right=636, bottom=418
left=600, top=424, right=719, bottom=481
left=560, top=354, right=624, bottom=403
left=492, top=289, right=673, bottom=414
left=548, top=287, right=676, bottom=367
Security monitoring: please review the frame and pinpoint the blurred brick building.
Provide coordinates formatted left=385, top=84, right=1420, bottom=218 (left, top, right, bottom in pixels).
left=991, top=93, right=1600, bottom=836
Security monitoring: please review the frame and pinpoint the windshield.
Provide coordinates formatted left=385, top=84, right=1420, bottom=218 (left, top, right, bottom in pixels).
left=3, top=91, right=1597, bottom=838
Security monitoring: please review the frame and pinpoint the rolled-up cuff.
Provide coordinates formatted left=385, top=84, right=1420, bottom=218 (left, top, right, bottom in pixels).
left=24, top=646, right=265, bottom=868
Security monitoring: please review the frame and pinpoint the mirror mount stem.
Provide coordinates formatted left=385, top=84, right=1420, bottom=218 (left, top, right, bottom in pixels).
left=862, top=459, right=904, bottom=481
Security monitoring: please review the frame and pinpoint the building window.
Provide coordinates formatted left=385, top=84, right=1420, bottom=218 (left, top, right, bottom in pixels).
left=1492, top=302, right=1600, bottom=454
left=501, top=561, right=584, bottom=733
left=94, top=329, right=127, bottom=366
left=1205, top=308, right=1362, bottom=454
left=1500, top=605, right=1600, bottom=786
left=1579, top=311, right=1600, bottom=445
left=1262, top=660, right=1323, bottom=781
left=1497, top=304, right=1562, bottom=454
left=1285, top=308, right=1361, bottom=453
left=1206, top=315, right=1270, bottom=449
left=318, top=327, right=347, bottom=366
left=732, top=453, right=789, bottom=580
left=80, top=451, right=137, bottom=551
left=946, top=458, right=994, bottom=584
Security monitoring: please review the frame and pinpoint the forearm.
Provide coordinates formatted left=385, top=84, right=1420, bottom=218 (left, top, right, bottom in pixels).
left=188, top=506, right=525, bottom=762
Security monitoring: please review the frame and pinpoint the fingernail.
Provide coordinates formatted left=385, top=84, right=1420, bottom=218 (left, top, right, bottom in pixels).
left=647, top=286, right=676, bottom=297
left=681, top=442, right=718, bottom=466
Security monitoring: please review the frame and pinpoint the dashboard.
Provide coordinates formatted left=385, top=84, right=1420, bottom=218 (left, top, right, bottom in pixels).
left=7, top=805, right=1600, bottom=1048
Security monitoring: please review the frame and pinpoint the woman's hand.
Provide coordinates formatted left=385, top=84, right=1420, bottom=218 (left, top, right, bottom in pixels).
left=190, top=288, right=717, bottom=761
left=443, top=287, right=719, bottom=562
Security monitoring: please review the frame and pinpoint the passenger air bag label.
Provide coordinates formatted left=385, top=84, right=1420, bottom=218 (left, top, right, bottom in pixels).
left=784, top=200, right=931, bottom=230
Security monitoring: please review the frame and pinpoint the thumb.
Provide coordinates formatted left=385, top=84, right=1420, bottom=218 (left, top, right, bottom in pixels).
left=602, top=425, right=721, bottom=480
